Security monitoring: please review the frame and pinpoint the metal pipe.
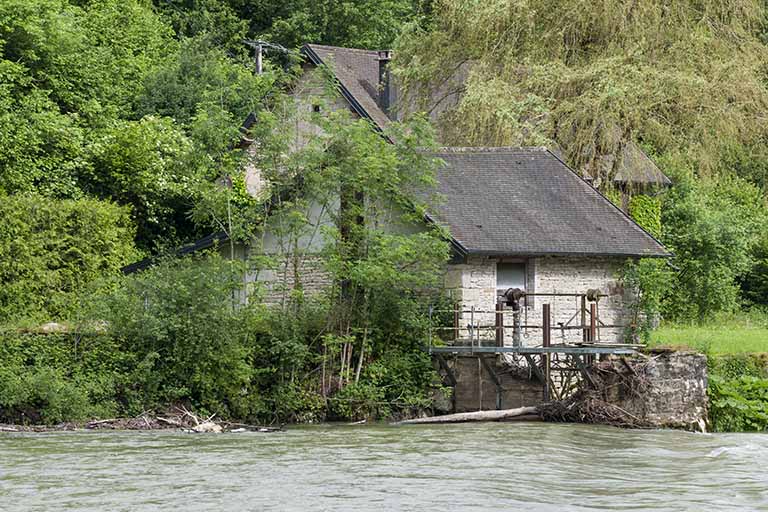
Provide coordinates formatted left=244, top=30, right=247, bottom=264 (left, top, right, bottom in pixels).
left=433, top=324, right=628, bottom=331
left=495, top=302, right=504, bottom=347
left=470, top=305, right=475, bottom=350
left=543, top=303, right=551, bottom=402
left=453, top=302, right=459, bottom=342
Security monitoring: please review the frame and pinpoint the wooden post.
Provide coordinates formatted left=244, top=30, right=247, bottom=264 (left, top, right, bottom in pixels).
left=589, top=303, right=597, bottom=343
left=470, top=305, right=475, bottom=349
left=495, top=302, right=504, bottom=347
left=477, top=357, right=482, bottom=411
left=543, top=303, right=551, bottom=402
left=581, top=295, right=587, bottom=342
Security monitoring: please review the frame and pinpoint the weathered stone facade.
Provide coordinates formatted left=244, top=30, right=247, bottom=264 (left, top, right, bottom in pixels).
left=251, top=254, right=331, bottom=306
left=444, top=255, right=632, bottom=346
left=597, top=351, right=708, bottom=431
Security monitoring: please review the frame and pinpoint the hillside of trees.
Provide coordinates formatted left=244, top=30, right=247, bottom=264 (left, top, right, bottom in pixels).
left=1, top=0, right=767, bottom=425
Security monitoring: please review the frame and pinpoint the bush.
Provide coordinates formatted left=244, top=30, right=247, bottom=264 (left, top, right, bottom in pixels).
left=709, top=375, right=768, bottom=432
left=93, top=253, right=259, bottom=418
left=0, top=194, right=138, bottom=323
left=661, top=174, right=766, bottom=320
left=708, top=353, right=768, bottom=432
left=0, top=332, right=122, bottom=423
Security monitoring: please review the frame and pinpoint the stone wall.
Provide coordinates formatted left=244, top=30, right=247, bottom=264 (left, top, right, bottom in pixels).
left=243, top=64, right=358, bottom=200
left=444, top=255, right=632, bottom=346
left=249, top=254, right=332, bottom=306
left=598, top=351, right=708, bottom=431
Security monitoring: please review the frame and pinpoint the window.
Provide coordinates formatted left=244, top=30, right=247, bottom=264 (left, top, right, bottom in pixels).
left=497, top=261, right=529, bottom=308
left=497, top=262, right=526, bottom=293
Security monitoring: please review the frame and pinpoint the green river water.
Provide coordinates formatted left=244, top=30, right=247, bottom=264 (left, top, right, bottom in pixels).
left=1, top=422, right=766, bottom=511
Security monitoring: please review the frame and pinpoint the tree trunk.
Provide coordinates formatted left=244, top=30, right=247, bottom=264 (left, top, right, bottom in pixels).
left=394, top=406, right=540, bottom=425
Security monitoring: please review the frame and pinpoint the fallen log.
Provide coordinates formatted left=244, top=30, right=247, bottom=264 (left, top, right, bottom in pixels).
left=394, top=406, right=540, bottom=425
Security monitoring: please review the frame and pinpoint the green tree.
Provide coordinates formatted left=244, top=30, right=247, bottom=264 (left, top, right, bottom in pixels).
left=0, top=194, right=138, bottom=323
left=661, top=173, right=766, bottom=320
left=94, top=253, right=259, bottom=417
left=395, top=0, right=768, bottom=183
left=83, top=117, right=201, bottom=251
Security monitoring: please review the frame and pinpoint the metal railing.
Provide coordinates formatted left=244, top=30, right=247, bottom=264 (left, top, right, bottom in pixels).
left=427, top=291, right=633, bottom=351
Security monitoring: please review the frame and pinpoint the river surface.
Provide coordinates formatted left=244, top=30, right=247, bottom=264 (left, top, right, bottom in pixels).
left=1, top=423, right=767, bottom=511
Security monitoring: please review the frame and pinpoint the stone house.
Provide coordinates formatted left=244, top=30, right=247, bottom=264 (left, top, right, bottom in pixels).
left=124, top=44, right=670, bottom=346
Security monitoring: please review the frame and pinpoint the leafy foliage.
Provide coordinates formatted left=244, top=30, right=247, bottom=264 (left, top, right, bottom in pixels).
left=91, top=254, right=260, bottom=417
left=0, top=0, right=276, bottom=252
left=709, top=375, right=768, bottom=432
left=0, top=194, right=138, bottom=323
left=0, top=332, right=123, bottom=424
left=621, top=259, right=673, bottom=342
left=171, top=0, right=433, bottom=50
left=628, top=195, right=662, bottom=239
left=708, top=353, right=768, bottom=432
left=395, top=0, right=768, bottom=180
left=661, top=173, right=766, bottom=319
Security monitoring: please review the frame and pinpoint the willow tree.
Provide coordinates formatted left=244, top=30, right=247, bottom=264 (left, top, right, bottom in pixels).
left=394, top=0, right=768, bottom=185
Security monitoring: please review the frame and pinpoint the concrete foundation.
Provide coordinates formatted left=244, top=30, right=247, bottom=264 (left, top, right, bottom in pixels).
left=437, top=355, right=544, bottom=412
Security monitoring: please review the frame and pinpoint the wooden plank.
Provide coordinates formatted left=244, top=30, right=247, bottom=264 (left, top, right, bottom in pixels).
left=572, top=354, right=599, bottom=389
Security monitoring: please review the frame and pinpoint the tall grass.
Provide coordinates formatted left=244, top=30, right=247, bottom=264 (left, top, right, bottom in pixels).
left=650, top=310, right=768, bottom=354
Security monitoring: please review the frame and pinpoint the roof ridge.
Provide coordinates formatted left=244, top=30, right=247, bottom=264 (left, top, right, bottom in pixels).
left=305, top=43, right=380, bottom=55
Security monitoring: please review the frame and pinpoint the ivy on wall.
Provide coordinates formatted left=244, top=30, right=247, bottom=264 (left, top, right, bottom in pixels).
left=628, top=194, right=662, bottom=239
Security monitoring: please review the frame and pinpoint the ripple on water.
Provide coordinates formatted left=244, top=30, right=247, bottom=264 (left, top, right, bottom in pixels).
left=0, top=424, right=767, bottom=512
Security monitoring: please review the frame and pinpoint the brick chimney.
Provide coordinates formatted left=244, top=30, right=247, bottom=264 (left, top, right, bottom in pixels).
left=376, top=50, right=396, bottom=118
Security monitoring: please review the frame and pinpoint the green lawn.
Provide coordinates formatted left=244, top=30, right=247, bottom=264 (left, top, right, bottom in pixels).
left=650, top=321, right=768, bottom=354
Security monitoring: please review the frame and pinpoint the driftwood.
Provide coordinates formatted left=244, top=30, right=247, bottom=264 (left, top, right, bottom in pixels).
left=395, top=406, right=540, bottom=425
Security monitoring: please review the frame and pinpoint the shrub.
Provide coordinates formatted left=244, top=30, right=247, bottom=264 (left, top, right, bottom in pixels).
left=0, top=332, right=122, bottom=423
left=709, top=375, right=768, bottom=432
left=0, top=194, right=138, bottom=323
left=708, top=353, right=768, bottom=432
left=92, top=253, right=259, bottom=418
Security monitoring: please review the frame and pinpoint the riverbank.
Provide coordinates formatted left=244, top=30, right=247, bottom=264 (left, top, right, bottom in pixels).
left=648, top=325, right=768, bottom=432
left=2, top=328, right=767, bottom=433
left=0, top=409, right=283, bottom=433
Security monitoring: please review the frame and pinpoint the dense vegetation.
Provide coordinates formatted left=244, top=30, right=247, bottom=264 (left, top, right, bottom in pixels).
left=708, top=354, right=768, bottom=432
left=1, top=0, right=768, bottom=428
left=395, top=0, right=768, bottom=321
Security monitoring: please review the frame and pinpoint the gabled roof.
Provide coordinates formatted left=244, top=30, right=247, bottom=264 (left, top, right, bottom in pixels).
left=301, top=44, right=391, bottom=132
left=612, top=141, right=672, bottom=187
left=428, top=147, right=669, bottom=258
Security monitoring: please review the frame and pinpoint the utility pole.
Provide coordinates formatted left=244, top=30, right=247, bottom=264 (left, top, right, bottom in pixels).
left=243, top=39, right=292, bottom=75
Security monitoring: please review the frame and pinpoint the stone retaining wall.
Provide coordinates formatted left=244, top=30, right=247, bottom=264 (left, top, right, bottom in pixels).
left=598, top=351, right=708, bottom=430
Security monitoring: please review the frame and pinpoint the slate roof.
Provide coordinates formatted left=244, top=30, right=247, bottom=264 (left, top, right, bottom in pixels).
left=301, top=44, right=391, bottom=132
left=612, top=141, right=672, bottom=186
left=428, top=147, right=669, bottom=258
